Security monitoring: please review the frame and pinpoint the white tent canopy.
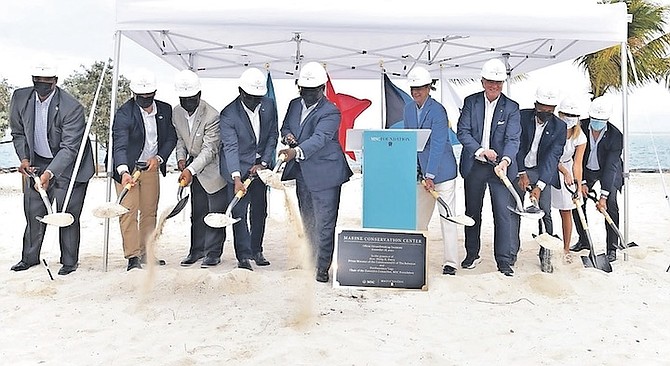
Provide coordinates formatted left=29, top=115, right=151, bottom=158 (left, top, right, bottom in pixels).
left=115, top=0, right=628, bottom=79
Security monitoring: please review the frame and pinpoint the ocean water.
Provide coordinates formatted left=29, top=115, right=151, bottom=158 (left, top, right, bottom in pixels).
left=1, top=133, right=669, bottom=171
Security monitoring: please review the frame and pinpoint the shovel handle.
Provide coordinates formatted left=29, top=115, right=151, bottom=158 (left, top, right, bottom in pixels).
left=118, top=171, right=142, bottom=203
left=273, top=154, right=287, bottom=173
left=420, top=179, right=441, bottom=200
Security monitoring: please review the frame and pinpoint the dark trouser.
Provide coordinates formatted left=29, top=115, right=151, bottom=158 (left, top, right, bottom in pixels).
left=463, top=161, right=514, bottom=270
left=573, top=176, right=620, bottom=253
left=295, top=168, right=342, bottom=272
left=247, top=176, right=268, bottom=255
left=190, top=176, right=227, bottom=259
left=22, top=155, right=88, bottom=267
left=228, top=183, right=253, bottom=262
left=510, top=168, right=553, bottom=261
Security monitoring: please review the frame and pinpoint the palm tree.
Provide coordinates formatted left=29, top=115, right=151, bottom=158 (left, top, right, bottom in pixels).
left=577, top=0, right=670, bottom=98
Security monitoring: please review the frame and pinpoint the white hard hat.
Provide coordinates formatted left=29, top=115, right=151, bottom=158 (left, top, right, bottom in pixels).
left=407, top=67, right=432, bottom=87
left=238, top=68, right=267, bottom=96
left=558, top=95, right=581, bottom=116
left=535, top=86, right=560, bottom=106
left=130, top=68, right=157, bottom=94
left=588, top=96, right=612, bottom=120
left=480, top=59, right=507, bottom=82
left=297, top=62, right=328, bottom=88
left=174, top=70, right=201, bottom=97
left=31, top=61, right=57, bottom=77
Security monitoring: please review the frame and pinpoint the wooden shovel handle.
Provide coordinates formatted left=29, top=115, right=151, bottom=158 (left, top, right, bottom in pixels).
left=234, top=178, right=253, bottom=199
left=420, top=179, right=441, bottom=200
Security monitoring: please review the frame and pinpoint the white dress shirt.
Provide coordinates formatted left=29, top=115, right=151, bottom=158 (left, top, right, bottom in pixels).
left=33, top=91, right=55, bottom=158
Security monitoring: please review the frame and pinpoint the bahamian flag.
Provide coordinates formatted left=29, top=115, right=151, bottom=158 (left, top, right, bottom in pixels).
left=383, top=73, right=460, bottom=145
left=265, top=71, right=278, bottom=166
left=383, top=73, right=411, bottom=129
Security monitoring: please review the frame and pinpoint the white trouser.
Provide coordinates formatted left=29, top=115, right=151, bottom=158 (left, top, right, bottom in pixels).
left=416, top=179, right=458, bottom=267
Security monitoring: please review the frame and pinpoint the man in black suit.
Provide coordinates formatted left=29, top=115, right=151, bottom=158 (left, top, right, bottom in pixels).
left=220, top=68, right=278, bottom=270
left=456, top=58, right=521, bottom=277
left=570, top=97, right=623, bottom=262
left=111, top=69, right=177, bottom=271
left=9, top=61, right=95, bottom=276
left=511, top=86, right=566, bottom=272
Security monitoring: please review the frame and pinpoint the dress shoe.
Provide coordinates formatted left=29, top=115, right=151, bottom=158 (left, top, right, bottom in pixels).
left=140, top=254, right=166, bottom=266
left=569, top=241, right=590, bottom=252
left=442, top=265, right=456, bottom=276
left=461, top=256, right=481, bottom=269
left=127, top=257, right=142, bottom=271
left=201, top=256, right=221, bottom=268
left=237, top=259, right=253, bottom=271
left=607, top=250, right=617, bottom=262
left=10, top=261, right=38, bottom=272
left=252, top=252, right=270, bottom=266
left=499, top=267, right=514, bottom=277
left=58, top=264, right=78, bottom=276
left=180, top=254, right=204, bottom=267
left=316, top=268, right=329, bottom=283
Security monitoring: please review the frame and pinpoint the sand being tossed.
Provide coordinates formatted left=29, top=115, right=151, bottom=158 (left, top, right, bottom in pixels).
left=0, top=172, right=669, bottom=365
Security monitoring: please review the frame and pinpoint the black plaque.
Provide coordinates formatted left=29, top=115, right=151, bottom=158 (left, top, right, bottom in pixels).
left=334, top=229, right=426, bottom=290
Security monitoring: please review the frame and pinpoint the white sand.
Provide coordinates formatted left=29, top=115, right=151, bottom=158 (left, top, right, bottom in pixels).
left=1, top=171, right=669, bottom=365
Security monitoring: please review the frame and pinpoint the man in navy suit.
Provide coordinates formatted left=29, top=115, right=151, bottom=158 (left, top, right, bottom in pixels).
left=456, top=58, right=521, bottom=277
left=220, top=68, right=279, bottom=270
left=570, top=97, right=623, bottom=262
left=511, top=86, right=566, bottom=272
left=403, top=67, right=460, bottom=276
left=279, top=62, right=353, bottom=283
left=111, top=69, right=177, bottom=271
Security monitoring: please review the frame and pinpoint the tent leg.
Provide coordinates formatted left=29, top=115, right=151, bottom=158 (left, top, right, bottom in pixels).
left=620, top=41, right=629, bottom=248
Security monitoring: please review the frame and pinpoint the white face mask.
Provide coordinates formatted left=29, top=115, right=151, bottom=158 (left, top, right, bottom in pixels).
left=562, top=116, right=579, bottom=129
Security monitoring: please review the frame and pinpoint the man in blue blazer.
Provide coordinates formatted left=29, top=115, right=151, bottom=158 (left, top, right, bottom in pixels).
left=111, top=69, right=177, bottom=271
left=279, top=62, right=353, bottom=283
left=570, top=97, right=623, bottom=262
left=220, top=68, right=279, bottom=270
left=403, top=67, right=460, bottom=276
left=456, top=58, right=521, bottom=277
left=511, top=87, right=566, bottom=272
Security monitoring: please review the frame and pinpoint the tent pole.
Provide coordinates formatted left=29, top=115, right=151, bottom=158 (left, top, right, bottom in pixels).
left=502, top=53, right=511, bottom=96
left=103, top=31, right=122, bottom=272
left=620, top=41, right=629, bottom=247
left=380, top=70, right=385, bottom=129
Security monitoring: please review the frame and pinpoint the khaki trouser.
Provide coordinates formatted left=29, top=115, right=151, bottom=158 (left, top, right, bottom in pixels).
left=115, top=169, right=160, bottom=258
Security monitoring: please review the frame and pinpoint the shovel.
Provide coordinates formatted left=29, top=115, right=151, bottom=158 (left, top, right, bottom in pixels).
left=203, top=177, right=253, bottom=228
left=566, top=184, right=612, bottom=272
left=27, top=170, right=75, bottom=227
left=166, top=178, right=190, bottom=219
left=585, top=190, right=639, bottom=261
left=420, top=179, right=474, bottom=226
left=525, top=186, right=563, bottom=251
left=488, top=160, right=544, bottom=220
left=92, top=170, right=141, bottom=218
left=257, top=154, right=287, bottom=190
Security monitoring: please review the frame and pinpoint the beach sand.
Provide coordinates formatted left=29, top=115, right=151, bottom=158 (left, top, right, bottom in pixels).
left=0, top=171, right=669, bottom=365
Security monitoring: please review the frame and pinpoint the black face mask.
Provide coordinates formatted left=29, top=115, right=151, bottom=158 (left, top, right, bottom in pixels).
left=180, top=92, right=201, bottom=114
left=33, top=81, right=55, bottom=98
left=300, top=86, right=323, bottom=107
left=240, top=88, right=262, bottom=110
left=135, top=95, right=155, bottom=109
left=536, top=111, right=553, bottom=123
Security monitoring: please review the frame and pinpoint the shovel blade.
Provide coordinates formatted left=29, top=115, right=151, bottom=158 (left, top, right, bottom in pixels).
left=38, top=213, right=75, bottom=227
left=581, top=252, right=612, bottom=273
left=507, top=205, right=545, bottom=220
left=444, top=215, right=475, bottom=227
left=166, top=195, right=189, bottom=219
left=203, top=213, right=240, bottom=228
left=93, top=203, right=130, bottom=218
left=533, top=233, right=564, bottom=251
left=257, top=170, right=284, bottom=190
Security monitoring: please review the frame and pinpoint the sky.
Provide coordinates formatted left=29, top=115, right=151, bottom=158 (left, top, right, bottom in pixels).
left=1, top=0, right=669, bottom=133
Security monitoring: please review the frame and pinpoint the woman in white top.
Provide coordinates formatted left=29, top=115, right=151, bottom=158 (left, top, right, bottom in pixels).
left=551, top=96, right=587, bottom=260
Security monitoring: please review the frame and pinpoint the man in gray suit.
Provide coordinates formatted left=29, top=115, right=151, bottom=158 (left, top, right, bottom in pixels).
left=279, top=62, right=353, bottom=283
left=9, top=61, right=94, bottom=275
left=220, top=68, right=278, bottom=270
left=173, top=70, right=228, bottom=268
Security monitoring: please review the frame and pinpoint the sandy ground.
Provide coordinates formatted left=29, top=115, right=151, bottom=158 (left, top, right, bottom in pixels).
left=0, top=171, right=669, bottom=365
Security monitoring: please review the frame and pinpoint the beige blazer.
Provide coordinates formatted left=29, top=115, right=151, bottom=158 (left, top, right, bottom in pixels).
left=172, top=99, right=226, bottom=194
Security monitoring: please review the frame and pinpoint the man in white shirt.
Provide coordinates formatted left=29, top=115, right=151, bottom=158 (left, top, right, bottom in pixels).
left=111, top=69, right=177, bottom=271
left=219, top=68, right=278, bottom=270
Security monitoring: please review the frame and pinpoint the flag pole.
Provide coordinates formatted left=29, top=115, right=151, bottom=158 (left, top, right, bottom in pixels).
left=379, top=61, right=385, bottom=129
